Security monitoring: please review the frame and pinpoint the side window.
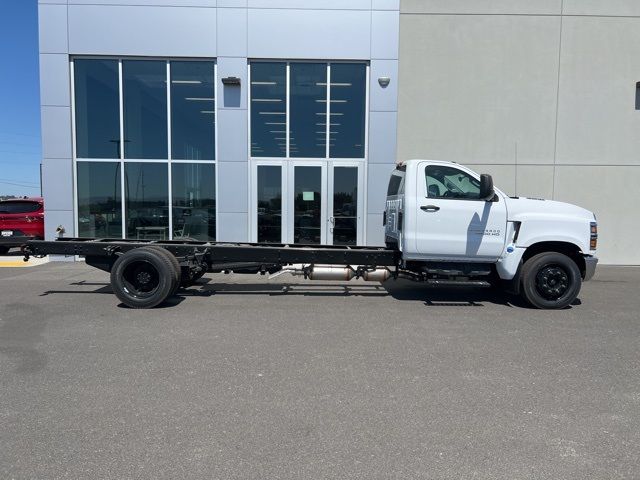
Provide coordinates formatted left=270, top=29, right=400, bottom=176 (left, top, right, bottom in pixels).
left=425, top=165, right=481, bottom=200
left=387, top=174, right=403, bottom=196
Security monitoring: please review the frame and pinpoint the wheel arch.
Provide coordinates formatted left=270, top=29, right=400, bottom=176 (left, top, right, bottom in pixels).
left=503, top=241, right=586, bottom=296
left=522, top=241, right=586, bottom=278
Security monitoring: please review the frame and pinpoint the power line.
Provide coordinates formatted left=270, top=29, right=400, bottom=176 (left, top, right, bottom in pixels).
left=0, top=181, right=40, bottom=189
left=0, top=178, right=39, bottom=185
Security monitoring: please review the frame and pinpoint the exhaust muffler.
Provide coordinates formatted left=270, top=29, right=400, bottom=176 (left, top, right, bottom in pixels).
left=269, top=265, right=392, bottom=282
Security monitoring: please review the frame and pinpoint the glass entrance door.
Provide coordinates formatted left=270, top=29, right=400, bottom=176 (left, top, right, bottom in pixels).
left=252, top=161, right=363, bottom=245
left=328, top=164, right=362, bottom=246
left=256, top=164, right=283, bottom=243
left=291, top=164, right=326, bottom=245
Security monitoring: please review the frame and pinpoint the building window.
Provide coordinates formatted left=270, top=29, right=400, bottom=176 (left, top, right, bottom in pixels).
left=171, top=61, right=216, bottom=160
left=172, top=163, right=216, bottom=241
left=72, top=57, right=217, bottom=240
left=250, top=62, right=286, bottom=157
left=123, top=60, right=168, bottom=159
left=76, top=162, right=122, bottom=238
left=290, top=63, right=326, bottom=158
left=250, top=61, right=367, bottom=159
left=124, top=162, right=169, bottom=240
left=74, top=59, right=120, bottom=159
left=329, top=64, right=366, bottom=158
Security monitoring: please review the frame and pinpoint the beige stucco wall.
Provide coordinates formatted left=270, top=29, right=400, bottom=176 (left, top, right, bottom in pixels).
left=398, top=0, right=640, bottom=264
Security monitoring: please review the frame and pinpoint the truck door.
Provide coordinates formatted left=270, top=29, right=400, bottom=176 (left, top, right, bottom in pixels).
left=414, top=163, right=507, bottom=260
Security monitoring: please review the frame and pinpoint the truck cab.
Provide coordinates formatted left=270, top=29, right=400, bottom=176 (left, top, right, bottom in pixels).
left=385, top=160, right=598, bottom=308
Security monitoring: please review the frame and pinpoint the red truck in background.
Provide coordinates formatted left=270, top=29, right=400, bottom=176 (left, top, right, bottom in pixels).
left=0, top=197, right=44, bottom=254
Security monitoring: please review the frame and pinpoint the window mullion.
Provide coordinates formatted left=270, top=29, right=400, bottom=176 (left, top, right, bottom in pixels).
left=167, top=61, right=173, bottom=240
left=286, top=62, right=290, bottom=159
left=326, top=63, right=331, bottom=159
left=118, top=59, right=126, bottom=239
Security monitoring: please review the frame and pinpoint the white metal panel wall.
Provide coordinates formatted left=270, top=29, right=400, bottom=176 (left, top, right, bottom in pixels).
left=67, top=5, right=217, bottom=57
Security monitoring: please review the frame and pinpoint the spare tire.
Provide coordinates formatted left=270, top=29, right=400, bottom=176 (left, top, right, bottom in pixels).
left=110, top=246, right=179, bottom=308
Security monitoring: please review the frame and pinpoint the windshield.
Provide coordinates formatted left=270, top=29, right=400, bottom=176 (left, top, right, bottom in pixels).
left=0, top=201, right=41, bottom=214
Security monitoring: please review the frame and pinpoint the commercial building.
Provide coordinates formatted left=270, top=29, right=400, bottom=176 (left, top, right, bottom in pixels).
left=38, top=0, right=638, bottom=264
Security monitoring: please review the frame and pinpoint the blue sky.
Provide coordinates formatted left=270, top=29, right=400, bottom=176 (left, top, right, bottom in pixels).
left=0, top=0, right=42, bottom=197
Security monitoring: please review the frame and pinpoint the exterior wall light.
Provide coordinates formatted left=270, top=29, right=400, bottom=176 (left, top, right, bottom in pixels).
left=222, top=76, right=241, bottom=86
left=378, top=76, right=391, bottom=88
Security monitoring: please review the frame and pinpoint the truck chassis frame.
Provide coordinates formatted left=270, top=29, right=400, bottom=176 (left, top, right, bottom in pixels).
left=24, top=237, right=586, bottom=310
left=25, top=237, right=400, bottom=270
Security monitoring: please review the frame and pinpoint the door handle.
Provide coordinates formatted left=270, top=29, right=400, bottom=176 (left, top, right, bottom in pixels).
left=420, top=205, right=440, bottom=212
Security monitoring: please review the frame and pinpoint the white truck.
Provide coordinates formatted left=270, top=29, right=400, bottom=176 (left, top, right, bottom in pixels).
left=25, top=159, right=598, bottom=309
left=384, top=160, right=597, bottom=309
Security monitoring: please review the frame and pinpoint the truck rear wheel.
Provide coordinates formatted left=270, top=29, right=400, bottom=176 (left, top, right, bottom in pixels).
left=110, top=247, right=179, bottom=309
left=144, top=246, right=181, bottom=295
left=520, top=252, right=582, bottom=309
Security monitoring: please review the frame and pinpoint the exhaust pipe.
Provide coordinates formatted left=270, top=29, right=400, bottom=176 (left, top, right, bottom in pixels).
left=269, top=265, right=392, bottom=282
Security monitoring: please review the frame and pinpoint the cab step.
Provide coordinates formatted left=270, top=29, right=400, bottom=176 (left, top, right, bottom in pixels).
left=418, top=262, right=493, bottom=277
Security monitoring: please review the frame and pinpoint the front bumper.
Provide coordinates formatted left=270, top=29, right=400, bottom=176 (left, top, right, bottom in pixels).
left=583, top=255, right=598, bottom=281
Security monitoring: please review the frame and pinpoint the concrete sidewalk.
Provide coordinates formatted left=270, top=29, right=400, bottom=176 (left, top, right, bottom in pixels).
left=0, top=248, right=49, bottom=268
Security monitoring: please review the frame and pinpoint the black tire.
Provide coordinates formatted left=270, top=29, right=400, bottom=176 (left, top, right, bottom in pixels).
left=110, top=246, right=179, bottom=309
left=145, top=246, right=181, bottom=295
left=520, top=252, right=582, bottom=309
left=0, top=246, right=9, bottom=255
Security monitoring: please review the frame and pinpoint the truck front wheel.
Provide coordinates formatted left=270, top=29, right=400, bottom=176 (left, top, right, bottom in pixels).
left=520, top=252, right=582, bottom=309
left=110, top=247, right=179, bottom=309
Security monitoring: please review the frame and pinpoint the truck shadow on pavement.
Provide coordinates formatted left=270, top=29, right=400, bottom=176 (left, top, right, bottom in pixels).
left=42, top=278, right=579, bottom=310
left=175, top=278, right=536, bottom=309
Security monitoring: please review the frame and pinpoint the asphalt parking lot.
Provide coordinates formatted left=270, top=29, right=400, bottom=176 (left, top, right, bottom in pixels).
left=1, top=261, right=639, bottom=479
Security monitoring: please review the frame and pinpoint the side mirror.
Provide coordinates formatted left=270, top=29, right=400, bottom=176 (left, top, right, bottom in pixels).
left=479, top=174, right=495, bottom=201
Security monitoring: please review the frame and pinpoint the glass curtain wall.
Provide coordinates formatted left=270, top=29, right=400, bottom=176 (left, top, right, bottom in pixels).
left=76, top=162, right=122, bottom=238
left=250, top=63, right=286, bottom=157
left=171, top=61, right=216, bottom=160
left=74, top=59, right=120, bottom=158
left=250, top=62, right=367, bottom=160
left=290, top=63, right=326, bottom=158
left=123, top=60, right=168, bottom=159
left=73, top=58, right=216, bottom=240
left=124, top=163, right=169, bottom=240
left=329, top=64, right=366, bottom=158
left=172, top=163, right=216, bottom=241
